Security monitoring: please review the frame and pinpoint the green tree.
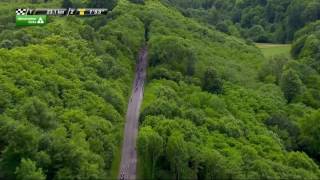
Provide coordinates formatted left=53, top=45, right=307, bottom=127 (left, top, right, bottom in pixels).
left=129, top=0, right=144, bottom=4
left=216, top=21, right=229, bottom=34
left=167, top=131, right=189, bottom=180
left=248, top=160, right=278, bottom=179
left=202, top=67, right=223, bottom=94
left=285, top=0, right=306, bottom=41
left=15, top=158, right=45, bottom=180
left=19, top=97, right=56, bottom=129
left=89, top=0, right=117, bottom=9
left=140, top=99, right=181, bottom=121
left=149, top=36, right=196, bottom=76
left=280, top=69, right=303, bottom=103
left=265, top=113, right=300, bottom=150
left=200, top=148, right=227, bottom=180
left=258, top=56, right=289, bottom=84
left=62, top=0, right=73, bottom=8
left=288, top=152, right=319, bottom=172
left=248, top=25, right=268, bottom=42
left=300, top=110, right=320, bottom=161
left=0, top=39, right=13, bottom=49
left=182, top=108, right=206, bottom=126
left=302, top=1, right=320, bottom=24
left=0, top=118, right=41, bottom=179
left=138, top=126, right=163, bottom=179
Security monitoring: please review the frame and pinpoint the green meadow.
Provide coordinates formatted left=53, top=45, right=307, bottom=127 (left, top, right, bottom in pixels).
left=256, top=43, right=291, bottom=58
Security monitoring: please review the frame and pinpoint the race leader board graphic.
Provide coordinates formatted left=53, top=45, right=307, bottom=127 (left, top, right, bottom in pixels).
left=16, top=8, right=108, bottom=16
left=16, top=8, right=108, bottom=26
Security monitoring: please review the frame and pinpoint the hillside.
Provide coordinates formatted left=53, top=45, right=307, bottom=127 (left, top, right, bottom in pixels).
left=162, top=0, right=320, bottom=43
left=0, top=0, right=319, bottom=180
left=0, top=1, right=143, bottom=179
left=131, top=1, right=320, bottom=179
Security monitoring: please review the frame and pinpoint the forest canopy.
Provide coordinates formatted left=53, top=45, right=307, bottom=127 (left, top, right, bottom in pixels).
left=0, top=0, right=320, bottom=179
left=162, top=0, right=320, bottom=43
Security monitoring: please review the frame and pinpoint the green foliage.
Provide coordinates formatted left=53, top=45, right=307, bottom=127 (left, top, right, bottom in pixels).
left=88, top=0, right=117, bottom=9
left=288, top=152, right=319, bottom=172
left=149, top=67, right=183, bottom=82
left=166, top=132, right=189, bottom=180
left=141, top=99, right=181, bottom=122
left=129, top=0, right=144, bottom=4
left=0, top=116, right=45, bottom=178
left=19, top=97, right=57, bottom=129
left=136, top=1, right=320, bottom=179
left=265, top=113, right=300, bottom=150
left=247, top=25, right=268, bottom=42
left=280, top=69, right=303, bottom=103
left=140, top=77, right=317, bottom=178
left=163, top=0, right=320, bottom=43
left=291, top=20, right=320, bottom=72
left=15, top=158, right=45, bottom=180
left=258, top=55, right=289, bottom=83
left=149, top=36, right=196, bottom=76
left=138, top=126, right=163, bottom=179
left=1, top=0, right=320, bottom=179
left=299, top=110, right=320, bottom=161
left=202, top=67, right=223, bottom=94
left=62, top=0, right=73, bottom=8
left=63, top=0, right=119, bottom=9
left=0, top=39, right=13, bottom=49
left=198, top=148, right=227, bottom=180
left=0, top=1, right=144, bottom=179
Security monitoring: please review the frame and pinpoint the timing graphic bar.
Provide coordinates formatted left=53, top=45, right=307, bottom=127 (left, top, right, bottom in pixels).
left=16, top=8, right=108, bottom=16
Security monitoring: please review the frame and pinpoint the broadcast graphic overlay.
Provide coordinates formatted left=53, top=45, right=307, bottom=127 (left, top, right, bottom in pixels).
left=16, top=8, right=109, bottom=26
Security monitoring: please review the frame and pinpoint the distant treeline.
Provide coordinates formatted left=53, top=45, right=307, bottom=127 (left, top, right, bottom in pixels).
left=163, top=0, right=320, bottom=43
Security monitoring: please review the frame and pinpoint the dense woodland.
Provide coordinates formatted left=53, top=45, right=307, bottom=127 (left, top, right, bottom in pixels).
left=163, top=0, right=320, bottom=43
left=0, top=0, right=320, bottom=179
left=0, top=0, right=143, bottom=179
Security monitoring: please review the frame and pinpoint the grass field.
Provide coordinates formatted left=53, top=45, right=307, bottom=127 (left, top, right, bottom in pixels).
left=255, top=43, right=291, bottom=58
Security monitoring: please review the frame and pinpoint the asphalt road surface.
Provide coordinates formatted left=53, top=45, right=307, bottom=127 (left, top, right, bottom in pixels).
left=119, top=46, right=148, bottom=180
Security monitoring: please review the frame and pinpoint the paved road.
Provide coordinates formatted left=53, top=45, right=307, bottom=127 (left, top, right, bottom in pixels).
left=119, top=45, right=148, bottom=180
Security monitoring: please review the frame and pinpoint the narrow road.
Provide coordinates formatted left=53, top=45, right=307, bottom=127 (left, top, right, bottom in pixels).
left=119, top=45, right=148, bottom=180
